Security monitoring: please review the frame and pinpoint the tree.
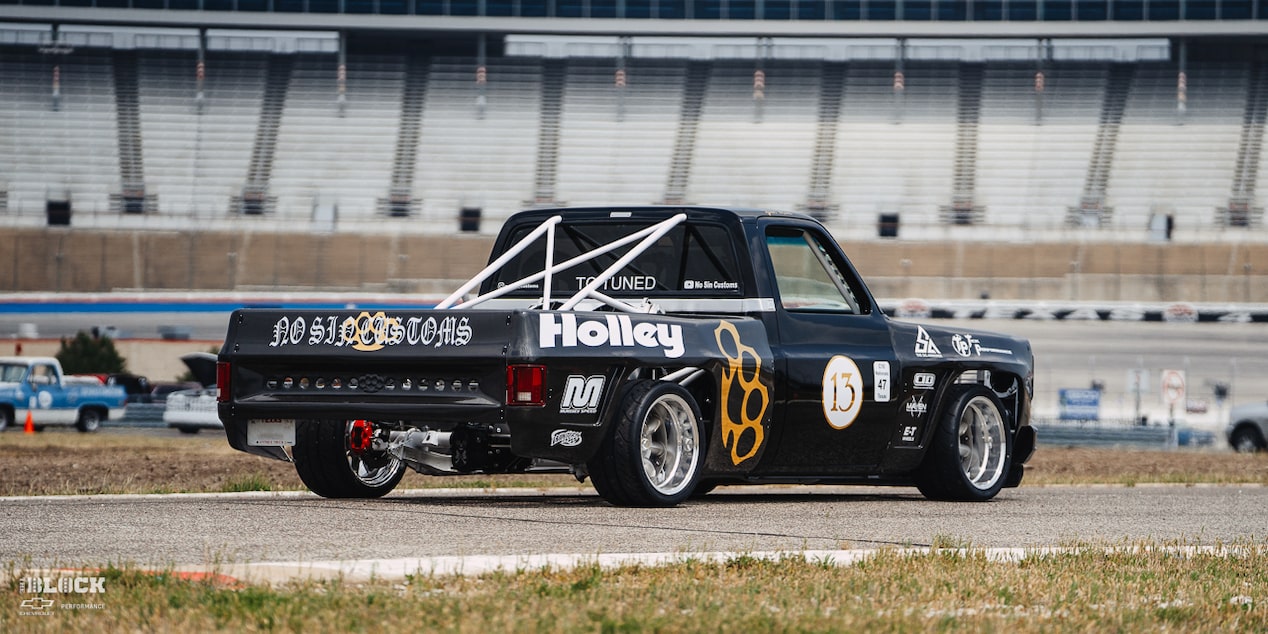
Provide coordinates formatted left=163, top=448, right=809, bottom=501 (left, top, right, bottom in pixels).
left=56, top=331, right=127, bottom=375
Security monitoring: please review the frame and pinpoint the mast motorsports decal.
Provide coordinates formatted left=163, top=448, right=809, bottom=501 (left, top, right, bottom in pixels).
left=713, top=321, right=769, bottom=466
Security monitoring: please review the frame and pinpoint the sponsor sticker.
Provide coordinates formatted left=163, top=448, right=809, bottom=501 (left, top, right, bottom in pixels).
left=913, top=372, right=937, bottom=390
left=900, top=425, right=919, bottom=444
left=560, top=375, right=604, bottom=415
left=904, top=394, right=928, bottom=418
left=540, top=313, right=685, bottom=359
left=822, top=355, right=864, bottom=430
left=914, top=327, right=942, bottom=358
left=684, top=279, right=740, bottom=291
left=951, top=333, right=980, bottom=357
left=268, top=313, right=473, bottom=352
left=549, top=429, right=584, bottom=447
left=873, top=361, right=891, bottom=403
left=952, top=333, right=1014, bottom=357
left=715, top=321, right=768, bottom=466
left=574, top=275, right=658, bottom=292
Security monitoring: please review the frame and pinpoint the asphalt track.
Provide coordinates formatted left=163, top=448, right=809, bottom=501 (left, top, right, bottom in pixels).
left=2, top=484, right=1265, bottom=580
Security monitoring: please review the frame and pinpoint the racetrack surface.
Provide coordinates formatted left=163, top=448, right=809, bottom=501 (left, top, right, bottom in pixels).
left=3, top=485, right=1264, bottom=574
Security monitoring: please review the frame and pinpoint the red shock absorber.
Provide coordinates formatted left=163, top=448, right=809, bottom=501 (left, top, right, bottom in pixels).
left=348, top=419, right=375, bottom=455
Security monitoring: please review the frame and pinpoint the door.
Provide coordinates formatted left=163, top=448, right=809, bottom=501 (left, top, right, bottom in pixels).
left=759, top=224, right=900, bottom=475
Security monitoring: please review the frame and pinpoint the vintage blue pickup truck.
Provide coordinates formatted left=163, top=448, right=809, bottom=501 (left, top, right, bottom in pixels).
left=217, top=206, right=1035, bottom=506
left=0, top=357, right=129, bottom=432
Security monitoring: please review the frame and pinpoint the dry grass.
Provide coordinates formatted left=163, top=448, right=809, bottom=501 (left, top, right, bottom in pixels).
left=2, top=541, right=1265, bottom=632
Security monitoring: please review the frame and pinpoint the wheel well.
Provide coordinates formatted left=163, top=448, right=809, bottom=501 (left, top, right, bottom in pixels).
left=1231, top=422, right=1267, bottom=444
left=79, top=405, right=108, bottom=419
left=949, top=369, right=1024, bottom=430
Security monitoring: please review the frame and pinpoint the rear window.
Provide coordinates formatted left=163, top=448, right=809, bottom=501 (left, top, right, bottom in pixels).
left=489, top=222, right=743, bottom=297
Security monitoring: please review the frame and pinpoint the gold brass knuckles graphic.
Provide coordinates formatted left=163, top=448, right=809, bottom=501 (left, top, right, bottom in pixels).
left=713, top=321, right=769, bottom=465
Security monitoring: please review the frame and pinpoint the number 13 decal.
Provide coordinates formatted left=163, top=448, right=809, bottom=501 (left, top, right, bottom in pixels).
left=821, top=355, right=864, bottom=430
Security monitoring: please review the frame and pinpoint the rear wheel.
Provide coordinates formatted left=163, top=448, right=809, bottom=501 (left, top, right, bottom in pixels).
left=293, top=419, right=406, bottom=498
left=916, top=386, right=1012, bottom=502
left=0, top=409, right=11, bottom=432
left=588, top=381, right=706, bottom=507
left=75, top=409, right=103, bottom=433
left=176, top=426, right=200, bottom=435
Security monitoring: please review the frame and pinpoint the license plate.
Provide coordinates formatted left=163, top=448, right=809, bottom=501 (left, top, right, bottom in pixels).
left=248, top=419, right=296, bottom=447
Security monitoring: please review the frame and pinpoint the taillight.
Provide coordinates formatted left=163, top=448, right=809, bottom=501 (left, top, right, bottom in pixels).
left=216, top=362, right=231, bottom=403
left=506, top=364, right=546, bottom=406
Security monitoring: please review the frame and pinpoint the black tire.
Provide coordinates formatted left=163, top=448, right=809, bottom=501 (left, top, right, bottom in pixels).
left=0, top=409, right=11, bottom=432
left=587, top=381, right=707, bottom=508
left=75, top=408, right=103, bottom=433
left=1230, top=426, right=1265, bottom=453
left=915, top=386, right=1012, bottom=502
left=292, top=419, right=405, bottom=498
left=177, top=426, right=201, bottom=435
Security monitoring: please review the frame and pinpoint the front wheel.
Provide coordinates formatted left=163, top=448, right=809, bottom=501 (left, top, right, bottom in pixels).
left=0, top=409, right=11, bottom=432
left=293, top=420, right=406, bottom=498
left=75, top=409, right=103, bottom=433
left=588, top=381, right=706, bottom=507
left=916, top=386, right=1012, bottom=502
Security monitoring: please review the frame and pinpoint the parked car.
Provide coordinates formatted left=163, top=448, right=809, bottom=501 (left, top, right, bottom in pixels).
left=1227, top=402, right=1268, bottom=452
left=164, top=353, right=220, bottom=435
left=149, top=382, right=201, bottom=404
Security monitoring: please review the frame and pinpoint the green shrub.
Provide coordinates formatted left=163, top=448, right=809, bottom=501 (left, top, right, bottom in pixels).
left=55, top=331, right=127, bottom=374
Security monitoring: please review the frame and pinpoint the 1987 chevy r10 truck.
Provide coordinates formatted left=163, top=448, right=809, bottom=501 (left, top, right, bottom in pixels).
left=217, top=207, right=1035, bottom=506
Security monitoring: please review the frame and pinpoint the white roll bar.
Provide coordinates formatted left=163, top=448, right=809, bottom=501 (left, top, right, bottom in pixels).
left=441, top=212, right=688, bottom=313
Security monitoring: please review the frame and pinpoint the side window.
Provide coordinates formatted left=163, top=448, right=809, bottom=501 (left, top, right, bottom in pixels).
left=765, top=228, right=865, bottom=315
left=30, top=364, right=55, bottom=386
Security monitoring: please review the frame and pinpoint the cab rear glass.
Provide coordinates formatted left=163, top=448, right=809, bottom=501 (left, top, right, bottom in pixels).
left=489, top=222, right=743, bottom=297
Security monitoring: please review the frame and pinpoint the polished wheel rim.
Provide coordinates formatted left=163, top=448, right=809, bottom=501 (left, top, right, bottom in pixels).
left=344, top=422, right=403, bottom=487
left=639, top=393, right=700, bottom=496
left=958, top=396, right=1006, bottom=491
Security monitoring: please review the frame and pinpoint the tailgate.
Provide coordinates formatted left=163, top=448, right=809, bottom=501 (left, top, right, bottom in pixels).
left=220, top=309, right=511, bottom=423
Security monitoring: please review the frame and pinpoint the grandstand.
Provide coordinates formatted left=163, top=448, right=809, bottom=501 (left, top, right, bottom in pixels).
left=1, top=11, right=1267, bottom=298
left=4, top=38, right=1268, bottom=237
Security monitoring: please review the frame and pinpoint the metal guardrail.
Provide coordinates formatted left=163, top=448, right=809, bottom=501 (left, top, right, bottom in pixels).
left=105, top=403, right=166, bottom=428
left=1033, top=420, right=1217, bottom=449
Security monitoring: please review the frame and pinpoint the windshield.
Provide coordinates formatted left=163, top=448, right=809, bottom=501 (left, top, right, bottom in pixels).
left=0, top=364, right=27, bottom=383
left=490, top=221, right=743, bottom=298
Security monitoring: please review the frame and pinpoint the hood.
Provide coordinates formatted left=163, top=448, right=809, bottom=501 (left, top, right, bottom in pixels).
left=180, top=352, right=218, bottom=388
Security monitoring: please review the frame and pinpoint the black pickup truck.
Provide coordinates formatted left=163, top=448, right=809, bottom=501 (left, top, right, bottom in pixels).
left=217, top=206, right=1035, bottom=506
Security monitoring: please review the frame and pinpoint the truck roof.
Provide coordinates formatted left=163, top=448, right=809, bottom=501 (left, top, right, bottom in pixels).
left=0, top=357, right=59, bottom=366
left=504, top=205, right=817, bottom=225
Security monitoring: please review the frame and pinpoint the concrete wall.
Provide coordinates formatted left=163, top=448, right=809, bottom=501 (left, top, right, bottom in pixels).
left=3, top=227, right=1268, bottom=302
